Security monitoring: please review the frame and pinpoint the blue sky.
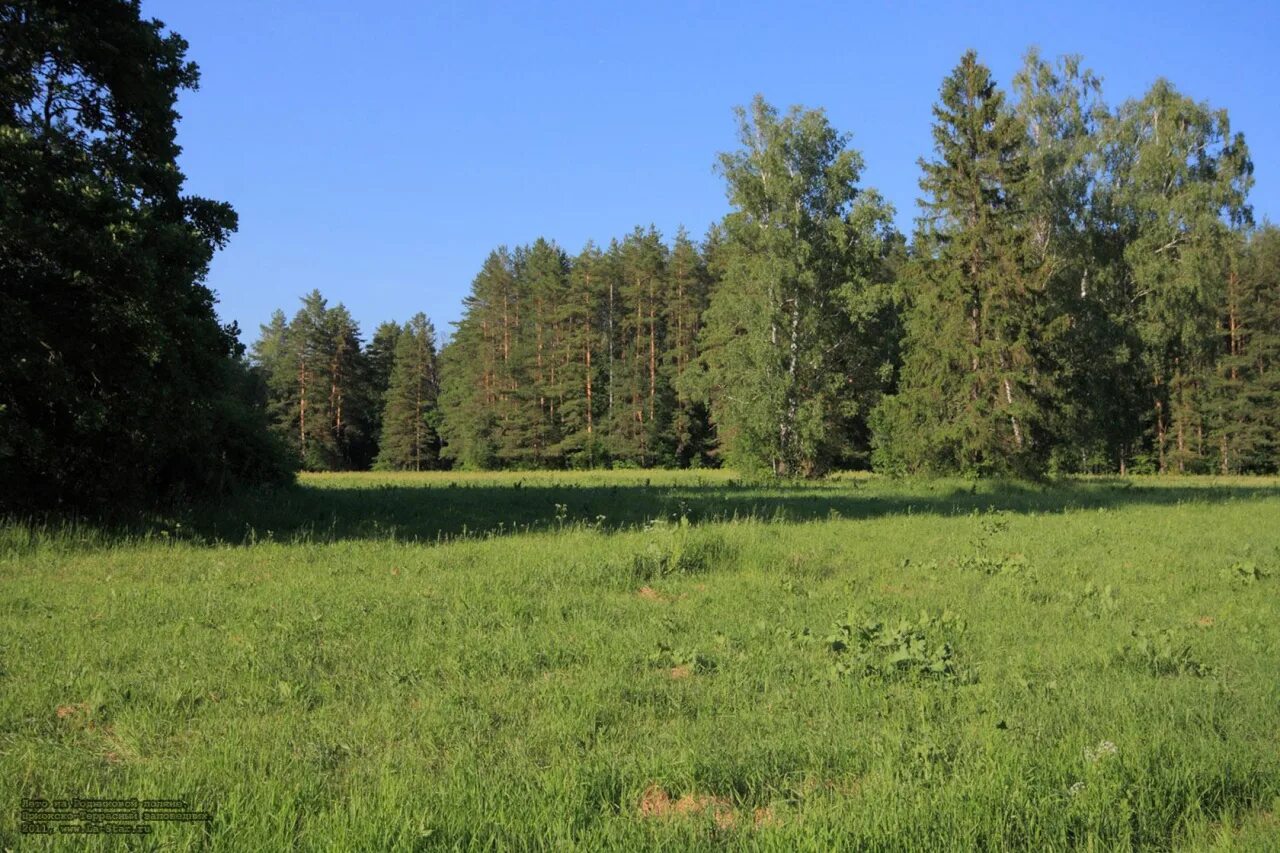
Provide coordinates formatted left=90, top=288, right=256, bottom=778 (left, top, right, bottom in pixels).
left=146, top=0, right=1280, bottom=345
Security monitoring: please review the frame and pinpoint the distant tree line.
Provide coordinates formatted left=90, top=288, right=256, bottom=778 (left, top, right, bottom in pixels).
left=252, top=50, right=1279, bottom=478
left=6, top=0, right=1278, bottom=518
left=250, top=295, right=441, bottom=471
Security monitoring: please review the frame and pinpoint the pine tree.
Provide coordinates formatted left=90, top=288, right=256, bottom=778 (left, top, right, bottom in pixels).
left=250, top=292, right=371, bottom=471
left=507, top=239, right=570, bottom=467
left=324, top=303, right=369, bottom=469
left=376, top=314, right=441, bottom=471
left=876, top=51, right=1051, bottom=477
left=1208, top=226, right=1280, bottom=472
left=282, top=291, right=338, bottom=469
left=610, top=228, right=669, bottom=465
left=363, top=320, right=404, bottom=460
left=439, top=248, right=519, bottom=469
left=664, top=228, right=714, bottom=466
left=556, top=242, right=609, bottom=466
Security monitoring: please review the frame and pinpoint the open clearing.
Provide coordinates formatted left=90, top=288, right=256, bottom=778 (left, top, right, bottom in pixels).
left=3, top=472, right=1280, bottom=849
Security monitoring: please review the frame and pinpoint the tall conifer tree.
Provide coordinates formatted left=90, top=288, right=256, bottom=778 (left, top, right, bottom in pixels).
left=376, top=314, right=441, bottom=471
left=876, top=51, right=1051, bottom=476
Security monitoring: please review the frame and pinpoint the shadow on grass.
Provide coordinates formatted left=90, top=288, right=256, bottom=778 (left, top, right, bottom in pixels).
left=176, top=477, right=1280, bottom=546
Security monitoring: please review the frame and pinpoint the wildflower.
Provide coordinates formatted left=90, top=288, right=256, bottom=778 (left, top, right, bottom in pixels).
left=1084, top=740, right=1118, bottom=763
left=1068, top=781, right=1085, bottom=797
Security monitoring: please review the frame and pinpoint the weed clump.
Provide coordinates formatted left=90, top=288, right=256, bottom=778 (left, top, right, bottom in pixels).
left=649, top=643, right=716, bottom=675
left=1120, top=627, right=1212, bottom=677
left=820, top=609, right=975, bottom=682
left=632, top=526, right=735, bottom=581
left=1221, top=560, right=1270, bottom=585
left=1074, top=581, right=1119, bottom=619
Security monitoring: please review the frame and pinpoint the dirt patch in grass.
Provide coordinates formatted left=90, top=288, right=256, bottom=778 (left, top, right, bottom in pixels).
left=637, top=586, right=686, bottom=603
left=56, top=702, right=91, bottom=721
left=638, top=784, right=777, bottom=830
left=752, top=806, right=779, bottom=828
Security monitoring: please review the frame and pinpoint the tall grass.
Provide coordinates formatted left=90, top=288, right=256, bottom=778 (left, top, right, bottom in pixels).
left=2, top=473, right=1278, bottom=849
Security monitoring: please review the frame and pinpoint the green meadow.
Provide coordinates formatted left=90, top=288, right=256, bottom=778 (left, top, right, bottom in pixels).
left=3, top=472, right=1280, bottom=850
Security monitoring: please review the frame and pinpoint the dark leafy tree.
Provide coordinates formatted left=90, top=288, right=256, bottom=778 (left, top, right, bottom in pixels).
left=0, top=0, right=294, bottom=512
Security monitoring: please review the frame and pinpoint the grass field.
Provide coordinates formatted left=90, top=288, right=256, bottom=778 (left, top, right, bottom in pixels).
left=3, top=472, right=1280, bottom=850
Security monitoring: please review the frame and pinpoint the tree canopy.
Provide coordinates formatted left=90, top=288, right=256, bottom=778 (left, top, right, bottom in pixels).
left=1, top=0, right=293, bottom=512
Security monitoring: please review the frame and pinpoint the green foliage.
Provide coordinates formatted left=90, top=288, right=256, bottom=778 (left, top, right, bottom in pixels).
left=237, top=49, right=1277, bottom=480
left=1208, top=226, right=1280, bottom=473
left=1120, top=627, right=1212, bottom=677
left=649, top=642, right=717, bottom=674
left=439, top=229, right=720, bottom=471
left=878, top=51, right=1052, bottom=478
left=1074, top=581, right=1120, bottom=619
left=1220, top=560, right=1270, bottom=585
left=823, top=609, right=972, bottom=682
left=631, top=524, right=733, bottom=581
left=0, top=0, right=295, bottom=511
left=375, top=314, right=441, bottom=471
left=694, top=95, right=900, bottom=477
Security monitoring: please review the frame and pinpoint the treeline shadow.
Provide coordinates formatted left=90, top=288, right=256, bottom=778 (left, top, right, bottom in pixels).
left=180, top=478, right=1280, bottom=546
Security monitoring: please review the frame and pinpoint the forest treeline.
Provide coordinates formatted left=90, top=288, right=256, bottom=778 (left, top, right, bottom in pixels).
left=5, top=0, right=1279, bottom=516
left=251, top=50, right=1280, bottom=478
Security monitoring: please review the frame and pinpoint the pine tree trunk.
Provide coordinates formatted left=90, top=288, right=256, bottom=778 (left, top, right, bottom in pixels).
left=585, top=343, right=593, bottom=436
left=649, top=295, right=657, bottom=426
left=607, top=278, right=614, bottom=431
left=299, top=361, right=308, bottom=456
left=1156, top=400, right=1167, bottom=474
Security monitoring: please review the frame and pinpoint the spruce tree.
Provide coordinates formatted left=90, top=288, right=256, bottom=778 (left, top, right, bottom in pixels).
left=376, top=314, right=441, bottom=471
left=876, top=51, right=1051, bottom=477
left=363, top=321, right=404, bottom=460
left=1208, top=226, right=1280, bottom=472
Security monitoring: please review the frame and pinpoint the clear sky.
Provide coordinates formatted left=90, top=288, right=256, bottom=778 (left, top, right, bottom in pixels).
left=146, top=0, right=1280, bottom=345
